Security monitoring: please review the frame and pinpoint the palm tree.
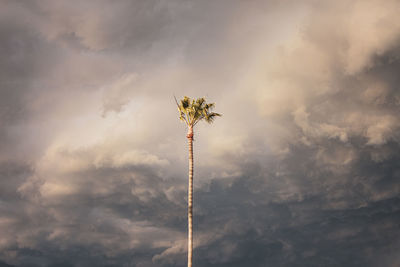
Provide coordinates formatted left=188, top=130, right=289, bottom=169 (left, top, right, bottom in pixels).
left=175, top=96, right=221, bottom=267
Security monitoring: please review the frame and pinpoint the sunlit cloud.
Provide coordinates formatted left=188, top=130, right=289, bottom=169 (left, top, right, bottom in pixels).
left=1, top=0, right=400, bottom=266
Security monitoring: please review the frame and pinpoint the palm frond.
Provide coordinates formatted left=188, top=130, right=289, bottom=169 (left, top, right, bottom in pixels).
left=174, top=95, right=189, bottom=124
left=204, top=112, right=221, bottom=124
left=175, top=96, right=221, bottom=127
left=181, top=96, right=190, bottom=109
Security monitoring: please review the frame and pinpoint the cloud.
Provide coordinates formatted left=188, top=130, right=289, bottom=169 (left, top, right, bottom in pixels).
left=0, top=0, right=400, bottom=266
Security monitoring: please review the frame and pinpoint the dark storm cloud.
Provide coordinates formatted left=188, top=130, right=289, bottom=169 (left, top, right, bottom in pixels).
left=1, top=0, right=400, bottom=266
left=0, top=8, right=54, bottom=159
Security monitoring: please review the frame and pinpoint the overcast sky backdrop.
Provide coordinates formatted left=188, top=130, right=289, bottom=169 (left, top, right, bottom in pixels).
left=1, top=0, right=400, bottom=266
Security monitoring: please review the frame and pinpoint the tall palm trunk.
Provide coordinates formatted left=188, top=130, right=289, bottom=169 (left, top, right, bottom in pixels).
left=175, top=96, right=220, bottom=267
left=187, top=126, right=194, bottom=267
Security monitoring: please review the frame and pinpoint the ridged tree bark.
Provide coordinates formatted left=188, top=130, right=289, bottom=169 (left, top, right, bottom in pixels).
left=187, top=126, right=194, bottom=267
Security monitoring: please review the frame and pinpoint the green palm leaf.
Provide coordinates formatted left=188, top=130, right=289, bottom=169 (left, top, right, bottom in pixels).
left=175, top=96, right=221, bottom=127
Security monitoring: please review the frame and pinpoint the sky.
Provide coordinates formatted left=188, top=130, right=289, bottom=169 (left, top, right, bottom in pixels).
left=1, top=0, right=400, bottom=266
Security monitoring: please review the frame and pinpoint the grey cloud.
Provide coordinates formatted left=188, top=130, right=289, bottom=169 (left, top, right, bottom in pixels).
left=1, top=0, right=400, bottom=266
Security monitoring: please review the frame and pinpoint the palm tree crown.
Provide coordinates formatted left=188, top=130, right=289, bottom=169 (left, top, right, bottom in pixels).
left=175, top=96, right=221, bottom=128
